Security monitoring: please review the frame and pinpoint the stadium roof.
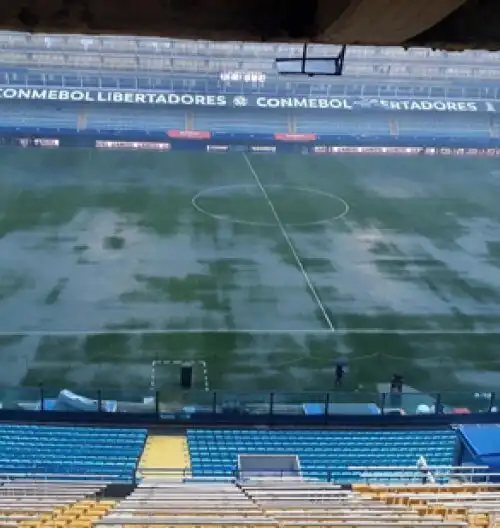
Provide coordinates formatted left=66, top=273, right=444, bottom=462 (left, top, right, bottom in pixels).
left=2, top=0, right=500, bottom=51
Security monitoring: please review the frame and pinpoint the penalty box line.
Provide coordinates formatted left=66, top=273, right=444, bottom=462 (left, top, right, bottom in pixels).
left=242, top=153, right=335, bottom=334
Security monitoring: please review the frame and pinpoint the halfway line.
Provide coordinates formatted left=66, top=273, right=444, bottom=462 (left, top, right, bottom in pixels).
left=242, top=153, right=335, bottom=333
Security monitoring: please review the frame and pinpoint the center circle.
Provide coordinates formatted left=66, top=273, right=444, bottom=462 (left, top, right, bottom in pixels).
left=192, top=184, right=349, bottom=227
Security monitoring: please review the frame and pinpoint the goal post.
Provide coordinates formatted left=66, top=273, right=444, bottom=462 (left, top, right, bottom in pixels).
left=150, top=359, right=209, bottom=392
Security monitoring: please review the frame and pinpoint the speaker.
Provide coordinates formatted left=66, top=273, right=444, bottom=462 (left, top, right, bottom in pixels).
left=180, top=365, right=193, bottom=389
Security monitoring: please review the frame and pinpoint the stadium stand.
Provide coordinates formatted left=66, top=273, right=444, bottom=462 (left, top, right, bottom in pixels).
left=3, top=100, right=495, bottom=140
left=2, top=64, right=500, bottom=101
left=84, top=105, right=186, bottom=131
left=0, top=104, right=78, bottom=129
left=93, top=479, right=490, bottom=528
left=6, top=474, right=499, bottom=528
left=94, top=480, right=274, bottom=526
left=241, top=481, right=468, bottom=528
left=0, top=479, right=114, bottom=527
left=490, top=115, right=500, bottom=137
left=193, top=109, right=289, bottom=133
left=356, top=483, right=500, bottom=528
left=186, top=429, right=457, bottom=482
left=396, top=114, right=490, bottom=139
left=295, top=112, right=391, bottom=136
left=0, top=32, right=500, bottom=82
left=0, top=425, right=147, bottom=482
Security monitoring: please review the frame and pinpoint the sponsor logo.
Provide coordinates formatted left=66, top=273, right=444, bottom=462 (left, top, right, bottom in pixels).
left=250, top=146, right=277, bottom=152
left=95, top=140, right=171, bottom=150
left=0, top=87, right=488, bottom=113
left=206, top=145, right=230, bottom=152
left=232, top=96, right=249, bottom=107
left=255, top=97, right=354, bottom=110
left=0, top=88, right=228, bottom=107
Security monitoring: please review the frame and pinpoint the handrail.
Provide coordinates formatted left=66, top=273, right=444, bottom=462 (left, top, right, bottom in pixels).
left=135, top=465, right=500, bottom=485
left=0, top=472, right=122, bottom=483
left=137, top=466, right=490, bottom=474
left=348, top=466, right=490, bottom=471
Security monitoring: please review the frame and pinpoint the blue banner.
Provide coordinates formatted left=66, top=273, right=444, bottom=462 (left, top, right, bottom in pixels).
left=0, top=86, right=496, bottom=113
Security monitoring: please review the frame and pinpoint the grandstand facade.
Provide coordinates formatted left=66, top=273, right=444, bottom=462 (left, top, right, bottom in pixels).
left=2, top=423, right=500, bottom=528
left=0, top=32, right=499, bottom=149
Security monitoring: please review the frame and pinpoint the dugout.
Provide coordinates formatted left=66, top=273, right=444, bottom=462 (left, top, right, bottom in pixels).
left=457, top=424, right=500, bottom=481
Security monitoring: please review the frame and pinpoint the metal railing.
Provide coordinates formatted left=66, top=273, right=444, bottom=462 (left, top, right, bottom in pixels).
left=0, top=387, right=496, bottom=419
left=350, top=465, right=497, bottom=484
left=0, top=70, right=499, bottom=101
left=0, top=473, right=116, bottom=483
left=136, top=465, right=500, bottom=484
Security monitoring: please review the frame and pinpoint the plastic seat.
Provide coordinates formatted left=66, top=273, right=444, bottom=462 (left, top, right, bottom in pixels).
left=0, top=425, right=146, bottom=483
left=187, top=427, right=456, bottom=482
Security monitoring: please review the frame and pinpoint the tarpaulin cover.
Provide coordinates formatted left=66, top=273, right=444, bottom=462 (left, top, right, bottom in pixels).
left=459, top=424, right=500, bottom=456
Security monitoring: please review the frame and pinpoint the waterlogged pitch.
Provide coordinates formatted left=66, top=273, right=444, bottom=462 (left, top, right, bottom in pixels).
left=1, top=148, right=500, bottom=401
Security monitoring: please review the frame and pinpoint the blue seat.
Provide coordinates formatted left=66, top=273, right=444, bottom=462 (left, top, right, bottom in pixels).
left=187, top=428, right=457, bottom=483
left=0, top=425, right=147, bottom=483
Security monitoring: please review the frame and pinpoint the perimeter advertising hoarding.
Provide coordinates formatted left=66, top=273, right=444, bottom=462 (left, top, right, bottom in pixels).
left=250, top=146, right=277, bottom=153
left=274, top=133, right=316, bottom=141
left=0, top=87, right=496, bottom=113
left=168, top=130, right=211, bottom=139
left=16, top=137, right=60, bottom=148
left=312, top=146, right=500, bottom=156
left=206, top=145, right=230, bottom=152
left=4, top=132, right=500, bottom=155
left=95, top=140, right=171, bottom=150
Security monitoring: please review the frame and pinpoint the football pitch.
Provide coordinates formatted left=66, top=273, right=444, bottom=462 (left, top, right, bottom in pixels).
left=1, top=148, right=500, bottom=404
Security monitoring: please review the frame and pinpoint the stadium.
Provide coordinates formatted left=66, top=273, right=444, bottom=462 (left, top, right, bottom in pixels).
left=1, top=23, right=500, bottom=528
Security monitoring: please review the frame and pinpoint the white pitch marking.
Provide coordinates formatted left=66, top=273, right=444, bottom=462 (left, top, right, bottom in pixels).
left=0, top=328, right=499, bottom=337
left=191, top=183, right=349, bottom=228
left=242, top=153, right=335, bottom=333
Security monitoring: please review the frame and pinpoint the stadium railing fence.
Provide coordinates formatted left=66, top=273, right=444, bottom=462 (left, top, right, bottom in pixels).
left=0, top=387, right=496, bottom=418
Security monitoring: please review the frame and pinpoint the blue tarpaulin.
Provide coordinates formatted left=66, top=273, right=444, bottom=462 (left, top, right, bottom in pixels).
left=458, top=424, right=500, bottom=481
left=459, top=424, right=500, bottom=456
left=303, top=403, right=380, bottom=415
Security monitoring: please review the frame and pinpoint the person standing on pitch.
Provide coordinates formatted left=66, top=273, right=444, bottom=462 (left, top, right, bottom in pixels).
left=335, top=357, right=348, bottom=386
left=335, top=364, right=344, bottom=386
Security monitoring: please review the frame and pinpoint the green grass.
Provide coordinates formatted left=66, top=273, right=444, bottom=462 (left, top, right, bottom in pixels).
left=0, top=149, right=500, bottom=400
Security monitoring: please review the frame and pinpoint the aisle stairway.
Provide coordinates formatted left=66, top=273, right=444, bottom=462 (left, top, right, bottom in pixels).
left=389, top=118, right=399, bottom=136
left=77, top=111, right=87, bottom=131
left=138, top=435, right=190, bottom=479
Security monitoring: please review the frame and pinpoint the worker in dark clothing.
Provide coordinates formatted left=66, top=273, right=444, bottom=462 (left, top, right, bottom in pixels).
left=335, top=364, right=344, bottom=386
